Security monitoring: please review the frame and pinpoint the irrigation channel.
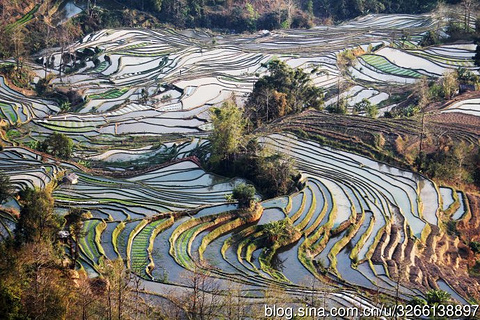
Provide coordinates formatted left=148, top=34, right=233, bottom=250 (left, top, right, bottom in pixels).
left=0, top=12, right=477, bottom=308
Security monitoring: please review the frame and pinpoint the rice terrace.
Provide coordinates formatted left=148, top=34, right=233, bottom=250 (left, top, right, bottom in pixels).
left=1, top=0, right=480, bottom=319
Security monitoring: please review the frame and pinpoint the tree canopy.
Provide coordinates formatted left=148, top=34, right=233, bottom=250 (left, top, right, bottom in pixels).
left=245, top=59, right=324, bottom=127
left=232, top=183, right=256, bottom=208
left=208, top=101, right=301, bottom=198
left=0, top=172, right=13, bottom=204
left=209, top=100, right=246, bottom=165
left=39, top=132, right=74, bottom=160
left=15, top=188, right=60, bottom=245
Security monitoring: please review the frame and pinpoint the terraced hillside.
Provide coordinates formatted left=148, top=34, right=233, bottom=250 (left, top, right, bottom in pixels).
left=276, top=108, right=480, bottom=165
left=1, top=12, right=480, bottom=311
left=0, top=13, right=472, bottom=155
left=1, top=132, right=477, bottom=306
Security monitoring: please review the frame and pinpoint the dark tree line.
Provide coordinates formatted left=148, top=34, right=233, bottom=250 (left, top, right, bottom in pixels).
left=111, top=0, right=464, bottom=31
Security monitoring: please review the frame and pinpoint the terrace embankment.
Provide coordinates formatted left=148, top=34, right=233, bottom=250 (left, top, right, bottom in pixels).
left=272, top=111, right=480, bottom=300
left=421, top=225, right=471, bottom=296
left=458, top=193, right=480, bottom=246
left=436, top=90, right=480, bottom=113
left=275, top=109, right=421, bottom=165
left=87, top=156, right=203, bottom=179
left=276, top=109, right=480, bottom=185
left=367, top=217, right=480, bottom=301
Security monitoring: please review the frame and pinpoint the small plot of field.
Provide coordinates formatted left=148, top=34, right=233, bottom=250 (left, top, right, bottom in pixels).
left=5, top=4, right=40, bottom=32
left=88, top=88, right=129, bottom=100
left=130, top=219, right=168, bottom=277
left=78, top=219, right=105, bottom=266
left=442, top=98, right=480, bottom=117
left=360, top=54, right=423, bottom=78
left=0, top=102, right=19, bottom=124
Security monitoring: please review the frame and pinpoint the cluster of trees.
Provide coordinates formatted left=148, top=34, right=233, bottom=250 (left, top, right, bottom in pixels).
left=0, top=181, right=71, bottom=320
left=245, top=59, right=324, bottom=127
left=387, top=68, right=476, bottom=118
left=415, top=140, right=477, bottom=185
left=113, top=0, right=465, bottom=31
left=38, top=132, right=74, bottom=160
left=115, top=0, right=313, bottom=31
left=231, top=183, right=256, bottom=208
left=0, top=178, right=168, bottom=319
left=209, top=100, right=302, bottom=198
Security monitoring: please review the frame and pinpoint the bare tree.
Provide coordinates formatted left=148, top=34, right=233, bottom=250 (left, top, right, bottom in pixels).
left=57, top=23, right=74, bottom=82
left=220, top=281, right=246, bottom=320
left=181, top=268, right=222, bottom=320
left=75, top=274, right=100, bottom=320
left=462, top=0, right=474, bottom=32
left=12, top=26, right=25, bottom=70
left=284, top=0, right=297, bottom=27
left=395, top=260, right=408, bottom=306
left=100, top=259, right=133, bottom=320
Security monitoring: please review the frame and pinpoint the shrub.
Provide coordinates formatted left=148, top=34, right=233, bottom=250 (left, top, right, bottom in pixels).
left=326, top=98, right=347, bottom=114
left=232, top=183, right=256, bottom=208
left=420, top=30, right=439, bottom=47
left=470, top=241, right=480, bottom=254
left=353, top=98, right=378, bottom=118
left=445, top=220, right=458, bottom=237
left=426, top=289, right=451, bottom=305
left=38, top=132, right=74, bottom=160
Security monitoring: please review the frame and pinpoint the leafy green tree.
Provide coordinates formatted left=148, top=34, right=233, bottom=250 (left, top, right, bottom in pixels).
left=245, top=59, right=323, bottom=127
left=457, top=67, right=479, bottom=85
left=209, top=100, right=245, bottom=165
left=263, top=220, right=290, bottom=244
left=365, top=103, right=378, bottom=118
left=65, top=208, right=86, bottom=268
left=253, top=151, right=300, bottom=198
left=470, top=241, right=480, bottom=253
left=39, top=132, right=74, bottom=159
left=15, top=188, right=60, bottom=245
left=0, top=282, right=24, bottom=320
left=327, top=97, right=347, bottom=114
left=232, top=183, right=256, bottom=208
left=245, top=2, right=258, bottom=31
left=0, top=172, right=13, bottom=203
left=420, top=30, right=439, bottom=46
left=59, top=101, right=71, bottom=112
left=408, top=296, right=427, bottom=306
left=353, top=98, right=378, bottom=118
left=426, top=289, right=451, bottom=305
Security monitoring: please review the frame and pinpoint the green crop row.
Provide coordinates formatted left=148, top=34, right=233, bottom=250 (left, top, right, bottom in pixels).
left=361, top=54, right=423, bottom=78
left=5, top=4, right=40, bottom=32
left=89, top=88, right=129, bottom=100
